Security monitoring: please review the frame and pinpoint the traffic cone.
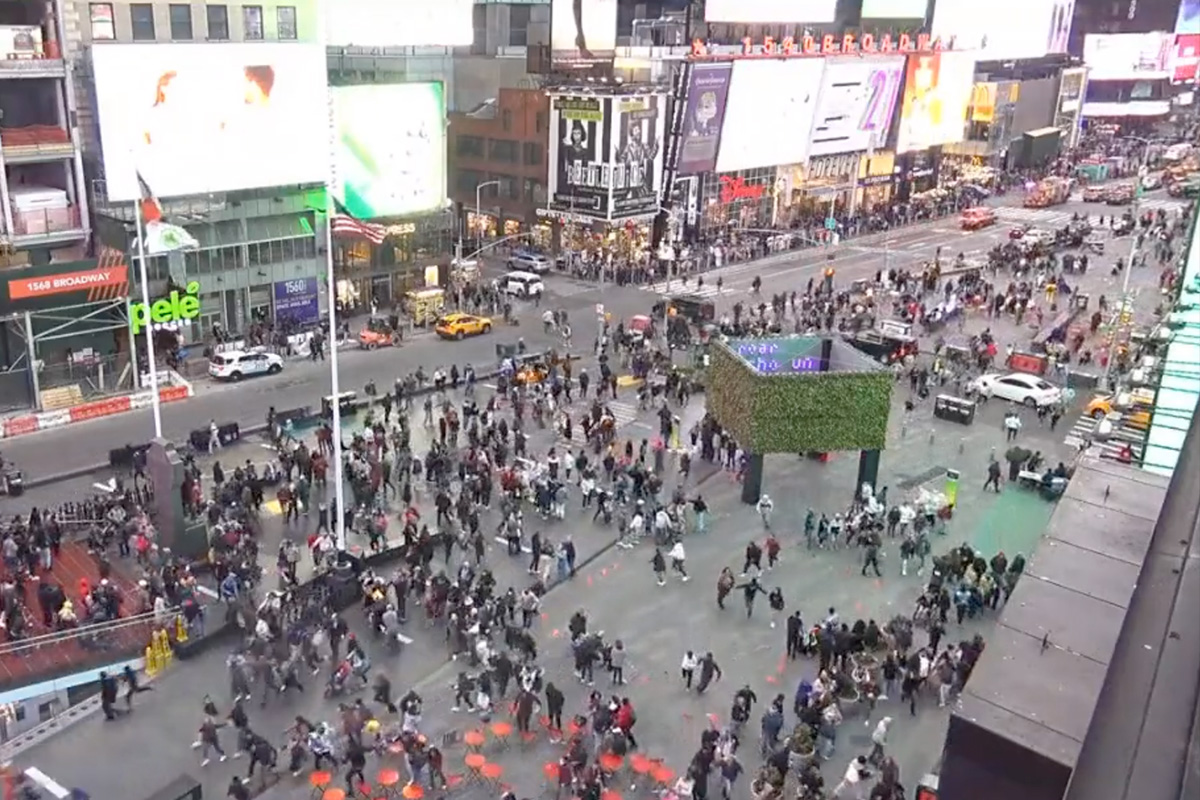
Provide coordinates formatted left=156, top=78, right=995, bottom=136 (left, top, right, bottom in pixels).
left=175, top=614, right=189, bottom=643
left=157, top=629, right=173, bottom=664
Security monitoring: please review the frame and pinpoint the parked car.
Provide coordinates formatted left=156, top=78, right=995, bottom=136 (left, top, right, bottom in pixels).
left=968, top=372, right=1062, bottom=407
left=209, top=349, right=284, bottom=381
left=1082, top=186, right=1107, bottom=202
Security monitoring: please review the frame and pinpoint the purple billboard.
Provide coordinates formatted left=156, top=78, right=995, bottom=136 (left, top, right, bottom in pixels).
left=677, top=62, right=732, bottom=175
left=273, top=277, right=320, bottom=325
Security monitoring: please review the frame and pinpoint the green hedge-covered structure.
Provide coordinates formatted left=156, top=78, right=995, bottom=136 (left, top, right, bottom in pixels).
left=706, top=336, right=893, bottom=501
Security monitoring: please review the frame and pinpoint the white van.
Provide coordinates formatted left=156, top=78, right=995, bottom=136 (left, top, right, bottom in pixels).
left=501, top=271, right=545, bottom=298
left=209, top=349, right=284, bottom=381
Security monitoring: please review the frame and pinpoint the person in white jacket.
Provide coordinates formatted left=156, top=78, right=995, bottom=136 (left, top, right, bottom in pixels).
left=668, top=540, right=689, bottom=581
left=756, top=494, right=774, bottom=529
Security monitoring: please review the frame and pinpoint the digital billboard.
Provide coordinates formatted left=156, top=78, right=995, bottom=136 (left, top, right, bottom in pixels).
left=1173, top=33, right=1200, bottom=83
left=931, top=0, right=1060, bottom=60
left=716, top=59, right=826, bottom=172
left=91, top=43, right=328, bottom=203
left=677, top=63, right=733, bottom=175
left=704, top=0, right=836, bottom=24
left=609, top=94, right=666, bottom=220
left=547, top=94, right=613, bottom=219
left=1179, top=0, right=1200, bottom=36
left=896, top=51, right=976, bottom=154
left=325, top=0, right=473, bottom=46
left=1047, top=0, right=1076, bottom=54
left=861, top=0, right=929, bottom=17
left=1083, top=33, right=1174, bottom=80
left=551, top=0, right=617, bottom=65
left=809, top=56, right=905, bottom=158
left=331, top=83, right=447, bottom=219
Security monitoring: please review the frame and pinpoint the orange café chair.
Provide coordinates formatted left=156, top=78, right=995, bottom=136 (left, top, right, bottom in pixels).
left=463, top=729, right=486, bottom=752
left=490, top=720, right=513, bottom=748
left=465, top=752, right=487, bottom=783
left=309, top=771, right=333, bottom=799
left=401, top=783, right=425, bottom=800
left=376, top=769, right=401, bottom=798
left=480, top=762, right=505, bottom=790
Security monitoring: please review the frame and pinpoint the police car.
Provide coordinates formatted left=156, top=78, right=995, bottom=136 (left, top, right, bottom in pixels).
left=208, top=349, right=284, bottom=381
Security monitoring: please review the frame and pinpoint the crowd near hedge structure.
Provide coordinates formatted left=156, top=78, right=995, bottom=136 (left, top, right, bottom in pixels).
left=705, top=336, right=894, bottom=503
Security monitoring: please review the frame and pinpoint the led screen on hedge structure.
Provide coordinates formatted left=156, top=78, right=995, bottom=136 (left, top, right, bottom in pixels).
left=706, top=338, right=894, bottom=454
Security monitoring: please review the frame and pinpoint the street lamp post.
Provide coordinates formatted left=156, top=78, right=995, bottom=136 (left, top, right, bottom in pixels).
left=469, top=180, right=501, bottom=257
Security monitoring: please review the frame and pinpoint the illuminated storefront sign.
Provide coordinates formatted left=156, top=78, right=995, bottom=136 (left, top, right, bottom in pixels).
left=719, top=175, right=767, bottom=204
left=807, top=154, right=863, bottom=181
left=130, top=281, right=200, bottom=334
left=691, top=32, right=948, bottom=59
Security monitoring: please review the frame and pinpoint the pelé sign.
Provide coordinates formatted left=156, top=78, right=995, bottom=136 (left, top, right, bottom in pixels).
left=692, top=32, right=947, bottom=59
left=131, top=280, right=201, bottom=335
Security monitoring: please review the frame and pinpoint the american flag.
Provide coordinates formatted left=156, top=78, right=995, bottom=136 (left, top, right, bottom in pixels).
left=331, top=214, right=387, bottom=245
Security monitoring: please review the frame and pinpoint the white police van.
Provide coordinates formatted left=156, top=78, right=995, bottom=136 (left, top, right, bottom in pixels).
left=208, top=349, right=284, bottom=381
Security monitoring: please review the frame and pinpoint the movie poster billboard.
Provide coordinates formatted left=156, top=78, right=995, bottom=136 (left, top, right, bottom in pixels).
left=609, top=94, right=666, bottom=220
left=547, top=94, right=613, bottom=220
left=677, top=63, right=733, bottom=176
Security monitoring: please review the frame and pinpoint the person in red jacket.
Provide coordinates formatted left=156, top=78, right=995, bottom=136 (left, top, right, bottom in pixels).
left=616, top=698, right=638, bottom=749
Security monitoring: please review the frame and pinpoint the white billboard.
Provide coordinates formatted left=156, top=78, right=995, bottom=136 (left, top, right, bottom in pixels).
left=551, top=0, right=618, bottom=65
left=861, top=0, right=929, bottom=16
left=92, top=43, right=328, bottom=202
left=1083, top=33, right=1174, bottom=80
left=932, top=0, right=1060, bottom=60
left=331, top=83, right=447, bottom=219
left=326, top=0, right=474, bottom=47
left=809, top=56, right=906, bottom=157
left=704, top=0, right=836, bottom=24
left=716, top=59, right=827, bottom=172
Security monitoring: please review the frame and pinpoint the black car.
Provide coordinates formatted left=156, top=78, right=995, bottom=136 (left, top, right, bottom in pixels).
left=845, top=330, right=919, bottom=364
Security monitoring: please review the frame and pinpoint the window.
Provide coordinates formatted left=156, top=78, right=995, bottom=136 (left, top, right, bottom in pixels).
left=501, top=109, right=513, bottom=131
left=456, top=135, right=485, bottom=158
left=242, top=5, right=263, bottom=39
left=488, top=139, right=518, bottom=163
left=522, top=142, right=542, bottom=166
left=498, top=176, right=518, bottom=199
left=89, top=3, right=116, bottom=40
left=276, top=5, right=297, bottom=40
left=206, top=5, right=229, bottom=40
left=168, top=4, right=193, bottom=40
left=509, top=3, right=530, bottom=47
left=130, top=3, right=155, bottom=40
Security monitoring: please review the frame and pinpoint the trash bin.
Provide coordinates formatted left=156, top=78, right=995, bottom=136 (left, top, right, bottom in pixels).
left=933, top=394, right=976, bottom=425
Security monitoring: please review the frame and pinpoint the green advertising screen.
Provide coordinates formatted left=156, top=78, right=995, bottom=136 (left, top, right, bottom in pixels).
left=332, top=82, right=447, bottom=219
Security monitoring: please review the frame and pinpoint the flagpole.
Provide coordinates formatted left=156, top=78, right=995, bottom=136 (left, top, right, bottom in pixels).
left=132, top=199, right=163, bottom=438
left=324, top=198, right=347, bottom=552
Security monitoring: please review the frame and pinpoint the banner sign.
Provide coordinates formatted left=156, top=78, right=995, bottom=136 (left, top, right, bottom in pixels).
left=547, top=95, right=613, bottom=220
left=677, top=63, right=733, bottom=175
left=0, top=252, right=129, bottom=316
left=274, top=277, right=320, bottom=324
left=609, top=94, right=666, bottom=220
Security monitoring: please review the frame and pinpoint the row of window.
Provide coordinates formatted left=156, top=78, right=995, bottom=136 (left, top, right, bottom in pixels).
left=456, top=171, right=546, bottom=204
left=456, top=136, right=543, bottom=166
left=181, top=237, right=318, bottom=276
left=88, top=3, right=298, bottom=42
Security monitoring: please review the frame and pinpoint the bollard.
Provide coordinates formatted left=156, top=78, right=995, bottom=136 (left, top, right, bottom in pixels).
left=928, top=432, right=935, bottom=446
left=175, top=614, right=189, bottom=643
left=144, top=645, right=159, bottom=677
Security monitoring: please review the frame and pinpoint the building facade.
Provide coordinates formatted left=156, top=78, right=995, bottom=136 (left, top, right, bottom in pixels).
left=448, top=87, right=551, bottom=248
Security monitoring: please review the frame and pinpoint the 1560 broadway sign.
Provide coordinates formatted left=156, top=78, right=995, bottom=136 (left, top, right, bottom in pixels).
left=131, top=281, right=201, bottom=334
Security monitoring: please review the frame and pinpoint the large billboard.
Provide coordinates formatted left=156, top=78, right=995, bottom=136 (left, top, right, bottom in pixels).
left=547, top=94, right=613, bottom=219
left=1173, top=34, right=1200, bottom=83
left=91, top=43, right=328, bottom=202
left=716, top=59, right=826, bottom=172
left=896, top=51, right=976, bottom=153
left=809, top=55, right=905, bottom=158
left=1179, top=0, right=1200, bottom=36
left=551, top=0, right=617, bottom=66
left=331, top=83, right=447, bottom=219
left=677, top=63, right=733, bottom=175
left=1083, top=33, right=1174, bottom=80
left=1048, top=0, right=1076, bottom=53
left=326, top=0, right=473, bottom=46
left=931, top=0, right=1061, bottom=60
left=0, top=251, right=129, bottom=316
left=609, top=94, right=666, bottom=220
left=704, top=0, right=836, bottom=24
left=861, top=0, right=929, bottom=17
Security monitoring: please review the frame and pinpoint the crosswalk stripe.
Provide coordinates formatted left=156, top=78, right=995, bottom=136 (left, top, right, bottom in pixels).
left=642, top=280, right=723, bottom=298
left=560, top=401, right=640, bottom=444
left=1062, top=415, right=1098, bottom=450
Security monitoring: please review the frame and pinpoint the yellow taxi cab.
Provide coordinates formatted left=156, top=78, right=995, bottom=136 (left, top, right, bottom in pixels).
left=434, top=312, right=493, bottom=340
left=1085, top=393, right=1151, bottom=428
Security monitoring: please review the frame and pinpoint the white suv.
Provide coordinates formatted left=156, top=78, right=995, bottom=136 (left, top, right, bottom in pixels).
left=209, top=349, right=284, bottom=381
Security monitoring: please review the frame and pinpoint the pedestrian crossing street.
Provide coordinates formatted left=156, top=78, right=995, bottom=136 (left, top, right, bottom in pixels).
left=1061, top=413, right=1137, bottom=460
left=1062, top=414, right=1099, bottom=451
left=559, top=400, right=642, bottom=445
left=640, top=278, right=724, bottom=298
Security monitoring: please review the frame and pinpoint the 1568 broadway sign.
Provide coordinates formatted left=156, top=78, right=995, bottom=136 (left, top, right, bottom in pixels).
left=131, top=281, right=201, bottom=334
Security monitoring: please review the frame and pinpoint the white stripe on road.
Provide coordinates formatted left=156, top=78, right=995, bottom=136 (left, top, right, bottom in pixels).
left=24, top=767, right=70, bottom=799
